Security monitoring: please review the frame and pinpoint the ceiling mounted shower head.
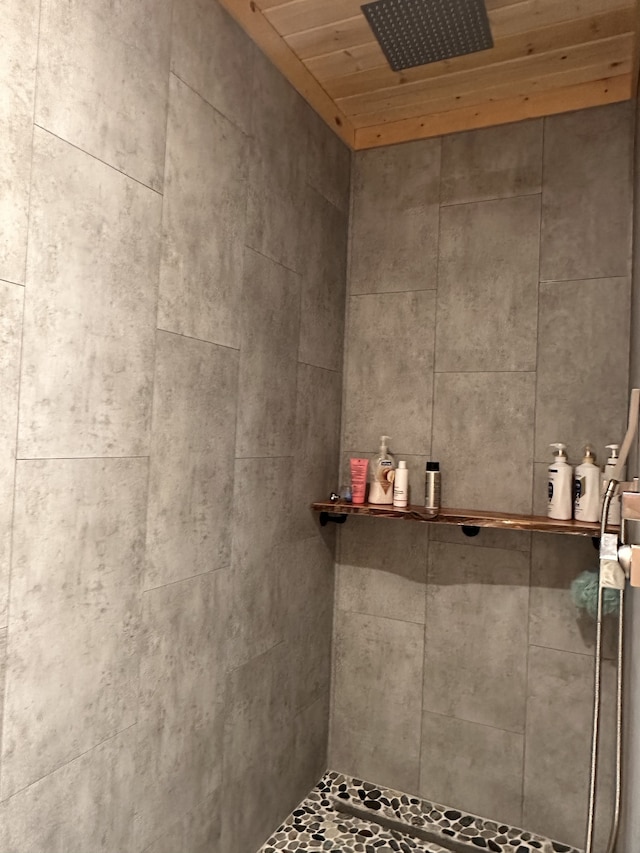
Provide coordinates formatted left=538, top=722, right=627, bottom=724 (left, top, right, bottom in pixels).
left=361, top=0, right=494, bottom=72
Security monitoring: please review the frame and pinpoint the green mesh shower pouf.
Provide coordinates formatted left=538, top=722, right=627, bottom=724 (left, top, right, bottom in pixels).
left=571, top=570, right=620, bottom=619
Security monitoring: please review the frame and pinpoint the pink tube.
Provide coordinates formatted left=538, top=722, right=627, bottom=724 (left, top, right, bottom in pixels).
left=350, top=458, right=369, bottom=505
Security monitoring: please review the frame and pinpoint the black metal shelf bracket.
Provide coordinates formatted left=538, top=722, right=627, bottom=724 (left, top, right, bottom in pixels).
left=319, top=511, right=348, bottom=527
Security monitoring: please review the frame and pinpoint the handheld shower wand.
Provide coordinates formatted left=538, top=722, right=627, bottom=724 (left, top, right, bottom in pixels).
left=585, top=388, right=640, bottom=853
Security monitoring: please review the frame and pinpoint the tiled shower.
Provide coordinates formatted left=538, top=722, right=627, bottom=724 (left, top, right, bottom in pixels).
left=1, top=1, right=639, bottom=852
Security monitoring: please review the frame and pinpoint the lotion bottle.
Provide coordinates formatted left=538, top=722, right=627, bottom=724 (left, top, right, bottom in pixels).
left=548, top=443, right=572, bottom=520
left=574, top=445, right=600, bottom=523
left=393, top=460, right=409, bottom=508
left=369, top=435, right=395, bottom=505
left=602, top=444, right=623, bottom=526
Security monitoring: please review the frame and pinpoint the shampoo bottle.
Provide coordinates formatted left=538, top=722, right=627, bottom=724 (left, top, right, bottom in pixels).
left=548, top=443, right=572, bottom=521
left=574, top=445, right=600, bottom=523
left=602, top=444, right=623, bottom=526
left=369, top=435, right=395, bottom=505
left=393, top=460, right=409, bottom=508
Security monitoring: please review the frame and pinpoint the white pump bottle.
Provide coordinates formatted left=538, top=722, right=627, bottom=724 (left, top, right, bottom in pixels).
left=369, top=435, right=395, bottom=505
left=548, top=443, right=572, bottom=520
left=574, top=445, right=600, bottom=523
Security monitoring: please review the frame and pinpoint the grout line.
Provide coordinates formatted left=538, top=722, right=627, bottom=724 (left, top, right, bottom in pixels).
left=0, top=278, right=25, bottom=289
left=33, top=125, right=163, bottom=196
left=155, top=326, right=240, bottom=351
left=434, top=368, right=538, bottom=375
left=142, top=565, right=227, bottom=595
left=0, top=722, right=137, bottom=805
left=531, top=117, right=545, bottom=514
left=244, top=243, right=302, bottom=278
left=169, top=70, right=250, bottom=139
left=420, top=706, right=526, bottom=738
left=539, top=273, right=631, bottom=285
left=349, top=287, right=437, bottom=298
left=16, top=455, right=150, bottom=462
left=439, top=189, right=542, bottom=210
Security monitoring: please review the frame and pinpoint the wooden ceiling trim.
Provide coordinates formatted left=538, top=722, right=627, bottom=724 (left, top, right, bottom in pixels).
left=322, top=8, right=635, bottom=99
left=354, top=73, right=631, bottom=148
left=337, top=33, right=632, bottom=117
left=349, top=56, right=631, bottom=126
left=216, top=0, right=355, bottom=146
left=632, top=0, right=640, bottom=93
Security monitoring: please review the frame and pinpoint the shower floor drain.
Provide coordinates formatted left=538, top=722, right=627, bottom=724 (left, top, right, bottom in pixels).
left=257, top=771, right=580, bottom=853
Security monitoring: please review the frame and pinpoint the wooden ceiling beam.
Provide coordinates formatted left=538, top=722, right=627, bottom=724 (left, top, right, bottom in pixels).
left=354, top=73, right=632, bottom=149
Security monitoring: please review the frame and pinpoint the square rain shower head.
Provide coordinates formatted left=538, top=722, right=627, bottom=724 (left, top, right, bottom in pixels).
left=361, top=0, right=494, bottom=72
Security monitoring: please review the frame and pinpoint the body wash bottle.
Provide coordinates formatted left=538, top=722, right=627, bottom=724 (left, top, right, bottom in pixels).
left=393, top=460, right=409, bottom=508
left=369, top=435, right=395, bottom=505
left=574, top=445, right=600, bottom=523
left=548, top=443, right=572, bottom=520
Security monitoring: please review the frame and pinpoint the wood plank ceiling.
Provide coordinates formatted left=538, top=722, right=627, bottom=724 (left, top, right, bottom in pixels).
left=218, top=0, right=640, bottom=149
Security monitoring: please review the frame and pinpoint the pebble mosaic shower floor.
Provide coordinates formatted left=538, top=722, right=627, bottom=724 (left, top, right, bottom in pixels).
left=258, top=771, right=581, bottom=853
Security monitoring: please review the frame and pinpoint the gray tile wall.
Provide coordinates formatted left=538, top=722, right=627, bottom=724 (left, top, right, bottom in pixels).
left=332, top=103, right=633, bottom=850
left=0, top=1, right=349, bottom=851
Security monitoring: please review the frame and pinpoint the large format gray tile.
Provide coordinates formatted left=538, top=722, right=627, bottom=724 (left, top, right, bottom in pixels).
left=350, top=139, right=440, bottom=294
left=298, top=186, right=348, bottom=373
left=36, top=0, right=172, bottom=190
left=441, top=119, right=542, bottom=205
left=0, top=283, right=23, bottom=626
left=0, top=0, right=38, bottom=284
left=220, top=732, right=297, bottom=853
left=134, top=570, right=228, bottom=851
left=158, top=74, right=247, bottom=348
left=430, top=523, right=531, bottom=552
left=530, top=533, right=617, bottom=659
left=228, top=457, right=294, bottom=669
left=145, top=332, right=239, bottom=590
left=236, top=249, right=300, bottom=458
left=343, top=291, right=436, bottom=454
left=541, top=102, right=632, bottom=281
left=523, top=646, right=615, bottom=849
left=337, top=516, right=428, bottom=624
left=2, top=458, right=147, bottom=799
left=304, top=103, right=351, bottom=213
left=19, top=130, right=161, bottom=459
left=171, top=0, right=252, bottom=133
left=224, top=641, right=293, bottom=785
left=0, top=727, right=136, bottom=853
left=291, top=363, right=342, bottom=540
left=424, top=541, right=529, bottom=732
left=280, top=536, right=335, bottom=714
left=534, top=277, right=630, bottom=462
left=246, top=50, right=308, bottom=272
left=420, top=712, right=524, bottom=827
left=436, top=195, right=540, bottom=372
left=432, top=372, right=536, bottom=513
left=331, top=610, right=424, bottom=793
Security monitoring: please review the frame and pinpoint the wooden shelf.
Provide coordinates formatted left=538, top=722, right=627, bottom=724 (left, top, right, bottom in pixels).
left=312, top=501, right=619, bottom=538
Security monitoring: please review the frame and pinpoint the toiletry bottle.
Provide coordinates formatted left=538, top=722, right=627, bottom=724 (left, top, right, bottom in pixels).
left=602, top=444, right=623, bottom=526
left=548, top=443, right=572, bottom=520
left=574, top=445, right=600, bottom=523
left=393, top=460, right=409, bottom=508
left=425, top=461, right=441, bottom=517
left=350, top=458, right=369, bottom=505
left=369, top=435, right=395, bottom=505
